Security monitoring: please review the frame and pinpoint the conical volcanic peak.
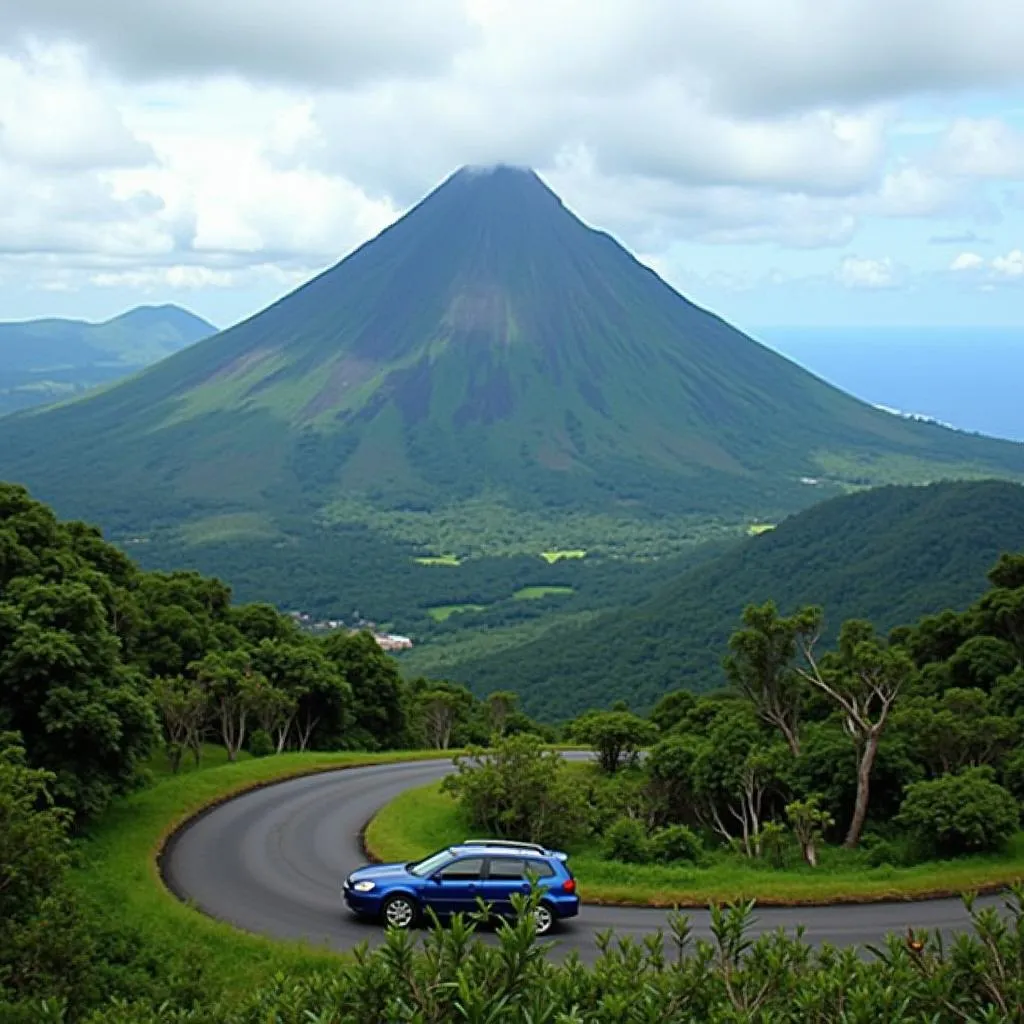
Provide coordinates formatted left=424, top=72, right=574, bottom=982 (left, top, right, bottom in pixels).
left=0, top=164, right=1023, bottom=566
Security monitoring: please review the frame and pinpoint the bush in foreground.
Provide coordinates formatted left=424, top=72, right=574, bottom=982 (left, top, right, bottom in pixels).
left=29, top=887, right=1024, bottom=1023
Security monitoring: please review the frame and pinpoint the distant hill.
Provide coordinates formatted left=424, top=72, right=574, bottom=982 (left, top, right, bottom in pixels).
left=438, top=480, right=1024, bottom=719
left=0, top=304, right=216, bottom=415
left=0, top=167, right=1023, bottom=619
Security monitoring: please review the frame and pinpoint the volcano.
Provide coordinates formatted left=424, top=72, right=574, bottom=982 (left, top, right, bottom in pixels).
left=2, top=165, right=1023, bottom=576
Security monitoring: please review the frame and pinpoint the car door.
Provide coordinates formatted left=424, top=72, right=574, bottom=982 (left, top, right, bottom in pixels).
left=479, top=857, right=530, bottom=916
left=429, top=856, right=485, bottom=916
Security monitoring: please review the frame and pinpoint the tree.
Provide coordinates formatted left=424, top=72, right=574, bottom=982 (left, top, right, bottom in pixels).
left=486, top=691, right=518, bottom=737
left=791, top=613, right=910, bottom=848
left=896, top=768, right=1020, bottom=856
left=785, top=796, right=833, bottom=868
left=443, top=734, right=589, bottom=848
left=0, top=732, right=72, bottom=934
left=192, top=650, right=263, bottom=762
left=893, top=688, right=1018, bottom=777
left=421, top=690, right=462, bottom=749
left=573, top=710, right=656, bottom=773
left=645, top=734, right=700, bottom=826
left=322, top=630, right=407, bottom=749
left=691, top=709, right=786, bottom=858
left=0, top=576, right=158, bottom=822
left=649, top=689, right=697, bottom=734
left=153, top=676, right=208, bottom=772
left=250, top=638, right=347, bottom=751
left=724, top=601, right=805, bottom=756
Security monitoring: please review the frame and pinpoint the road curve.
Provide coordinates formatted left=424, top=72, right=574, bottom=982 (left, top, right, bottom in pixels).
left=162, top=757, right=1001, bottom=963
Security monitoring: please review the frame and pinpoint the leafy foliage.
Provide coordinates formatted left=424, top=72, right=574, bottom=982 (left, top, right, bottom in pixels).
left=897, top=768, right=1020, bottom=856
left=442, top=734, right=589, bottom=848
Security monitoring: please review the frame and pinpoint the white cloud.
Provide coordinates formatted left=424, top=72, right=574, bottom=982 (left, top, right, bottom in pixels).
left=836, top=256, right=897, bottom=289
left=950, top=252, right=985, bottom=271
left=1, top=1, right=1024, bottom=308
left=945, top=248, right=1024, bottom=283
left=0, top=47, right=152, bottom=170
left=936, top=117, right=1024, bottom=178
left=0, top=0, right=474, bottom=88
left=992, top=249, right=1024, bottom=278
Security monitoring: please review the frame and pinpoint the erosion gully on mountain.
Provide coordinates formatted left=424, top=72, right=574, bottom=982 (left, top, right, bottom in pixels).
left=161, top=756, right=1002, bottom=965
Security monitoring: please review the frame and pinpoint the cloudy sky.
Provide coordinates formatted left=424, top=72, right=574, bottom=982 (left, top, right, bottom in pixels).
left=2, top=0, right=1024, bottom=334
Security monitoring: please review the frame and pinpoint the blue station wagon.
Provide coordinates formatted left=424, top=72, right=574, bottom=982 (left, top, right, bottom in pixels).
left=342, top=839, right=580, bottom=935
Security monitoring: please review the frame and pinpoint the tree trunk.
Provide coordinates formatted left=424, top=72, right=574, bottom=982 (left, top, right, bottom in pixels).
left=275, top=713, right=295, bottom=754
left=801, top=840, right=818, bottom=867
left=844, top=729, right=880, bottom=848
left=780, top=724, right=800, bottom=758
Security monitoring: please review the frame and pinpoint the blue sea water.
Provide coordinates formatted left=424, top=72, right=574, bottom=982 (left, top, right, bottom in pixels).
left=754, top=327, right=1024, bottom=444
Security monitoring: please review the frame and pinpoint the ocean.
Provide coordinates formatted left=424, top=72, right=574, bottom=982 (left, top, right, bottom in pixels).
left=755, top=327, right=1024, bottom=444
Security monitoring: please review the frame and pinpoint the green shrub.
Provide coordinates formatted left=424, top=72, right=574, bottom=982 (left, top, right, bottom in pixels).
left=442, top=734, right=591, bottom=848
left=896, top=768, right=1020, bottom=857
left=606, top=816, right=650, bottom=863
left=648, top=824, right=702, bottom=864
left=248, top=730, right=274, bottom=758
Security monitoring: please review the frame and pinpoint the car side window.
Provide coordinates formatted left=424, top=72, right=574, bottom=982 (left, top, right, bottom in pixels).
left=524, top=858, right=555, bottom=878
left=487, top=857, right=526, bottom=879
left=437, top=857, right=484, bottom=881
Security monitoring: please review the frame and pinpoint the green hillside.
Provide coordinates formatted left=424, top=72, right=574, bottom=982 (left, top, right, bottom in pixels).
left=0, top=304, right=215, bottom=415
left=1, top=167, right=1023, bottom=616
left=436, top=480, right=1024, bottom=719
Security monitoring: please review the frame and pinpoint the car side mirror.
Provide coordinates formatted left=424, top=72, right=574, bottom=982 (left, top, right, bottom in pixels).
left=429, top=873, right=444, bottom=883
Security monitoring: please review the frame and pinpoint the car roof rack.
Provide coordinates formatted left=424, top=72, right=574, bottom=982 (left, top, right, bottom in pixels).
left=461, top=838, right=549, bottom=855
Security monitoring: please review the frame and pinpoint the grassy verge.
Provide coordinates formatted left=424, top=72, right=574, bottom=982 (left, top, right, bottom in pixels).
left=365, top=779, right=1024, bottom=908
left=72, top=748, right=459, bottom=995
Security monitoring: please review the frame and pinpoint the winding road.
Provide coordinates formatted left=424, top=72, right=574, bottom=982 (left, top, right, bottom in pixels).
left=162, top=757, right=1002, bottom=963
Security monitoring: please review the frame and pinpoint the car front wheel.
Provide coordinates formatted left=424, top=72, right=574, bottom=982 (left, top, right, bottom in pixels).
left=382, top=894, right=417, bottom=930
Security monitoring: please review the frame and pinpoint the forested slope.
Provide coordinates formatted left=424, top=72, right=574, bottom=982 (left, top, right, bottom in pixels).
left=444, top=480, right=1024, bottom=718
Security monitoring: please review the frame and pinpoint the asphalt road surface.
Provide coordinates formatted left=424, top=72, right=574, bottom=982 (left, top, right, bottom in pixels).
left=162, top=757, right=1001, bottom=963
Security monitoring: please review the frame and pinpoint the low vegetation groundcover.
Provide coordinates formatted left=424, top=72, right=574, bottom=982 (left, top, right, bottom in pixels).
left=365, top=769, right=1024, bottom=907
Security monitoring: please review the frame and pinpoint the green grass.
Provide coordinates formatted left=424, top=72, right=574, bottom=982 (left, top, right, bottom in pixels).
left=427, top=603, right=487, bottom=622
left=180, top=513, right=279, bottom=546
left=414, top=554, right=462, bottom=566
left=541, top=549, right=587, bottom=563
left=142, top=742, right=253, bottom=779
left=365, top=778, right=1024, bottom=907
left=513, top=585, right=575, bottom=600
left=72, top=748, right=462, bottom=997
left=746, top=523, right=776, bottom=536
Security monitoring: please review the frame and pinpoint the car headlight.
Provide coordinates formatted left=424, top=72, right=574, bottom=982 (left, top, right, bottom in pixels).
left=352, top=880, right=376, bottom=892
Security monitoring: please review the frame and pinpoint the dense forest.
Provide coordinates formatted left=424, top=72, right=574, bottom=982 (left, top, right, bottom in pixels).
left=443, top=480, right=1024, bottom=718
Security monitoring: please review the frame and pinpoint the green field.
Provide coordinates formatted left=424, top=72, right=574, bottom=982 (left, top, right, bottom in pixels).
left=414, top=554, right=462, bottom=566
left=746, top=523, right=776, bottom=536
left=366, top=778, right=1024, bottom=907
left=426, top=603, right=488, bottom=621
left=513, top=585, right=575, bottom=600
left=541, top=549, right=587, bottom=563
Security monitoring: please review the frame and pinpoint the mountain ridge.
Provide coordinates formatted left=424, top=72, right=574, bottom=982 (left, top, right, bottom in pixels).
left=0, top=166, right=1022, bottom=607
left=0, top=304, right=216, bottom=416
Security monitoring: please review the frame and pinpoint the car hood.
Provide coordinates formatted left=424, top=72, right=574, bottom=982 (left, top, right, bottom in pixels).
left=347, top=862, right=412, bottom=882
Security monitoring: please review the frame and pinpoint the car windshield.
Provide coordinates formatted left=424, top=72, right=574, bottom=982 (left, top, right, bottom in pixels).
left=408, top=848, right=456, bottom=877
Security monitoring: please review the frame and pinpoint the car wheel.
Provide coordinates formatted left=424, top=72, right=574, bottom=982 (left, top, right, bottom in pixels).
left=382, top=894, right=417, bottom=930
left=533, top=902, right=555, bottom=936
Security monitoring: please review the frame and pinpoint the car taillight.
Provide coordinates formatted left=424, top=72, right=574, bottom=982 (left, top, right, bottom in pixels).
left=562, top=878, right=576, bottom=893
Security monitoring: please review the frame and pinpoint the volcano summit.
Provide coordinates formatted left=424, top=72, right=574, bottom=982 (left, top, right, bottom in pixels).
left=1, top=165, right=1022, bottom=595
